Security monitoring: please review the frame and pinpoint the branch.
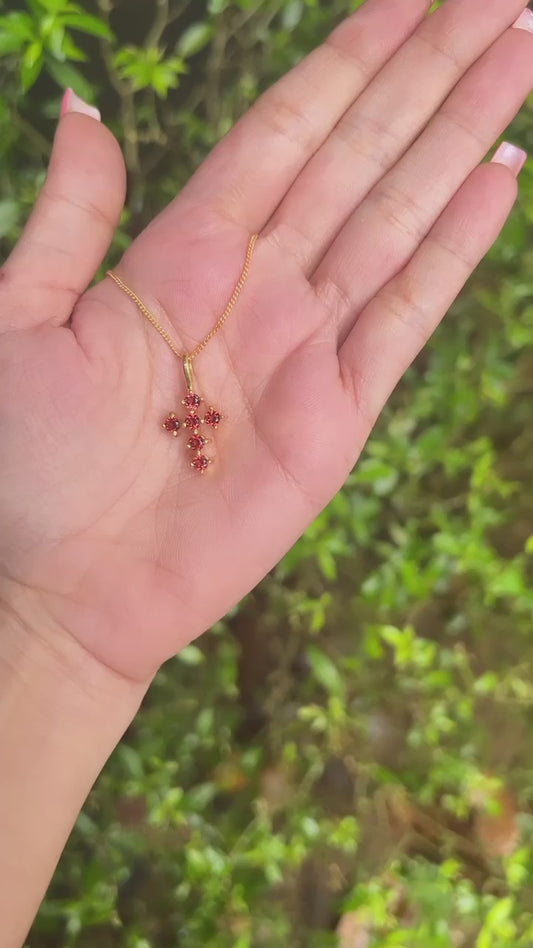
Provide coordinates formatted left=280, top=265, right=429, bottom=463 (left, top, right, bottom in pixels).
left=167, top=0, right=194, bottom=27
left=145, top=0, right=170, bottom=50
left=205, top=16, right=229, bottom=133
left=11, top=109, right=51, bottom=160
left=96, top=0, right=144, bottom=215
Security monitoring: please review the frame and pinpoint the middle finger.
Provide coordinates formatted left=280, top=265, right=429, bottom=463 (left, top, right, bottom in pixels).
left=264, top=0, right=529, bottom=272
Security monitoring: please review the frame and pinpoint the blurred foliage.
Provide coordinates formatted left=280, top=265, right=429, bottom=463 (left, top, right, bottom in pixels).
left=1, top=0, right=533, bottom=946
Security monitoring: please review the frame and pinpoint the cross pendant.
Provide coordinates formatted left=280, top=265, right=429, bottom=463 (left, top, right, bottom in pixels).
left=162, top=356, right=222, bottom=473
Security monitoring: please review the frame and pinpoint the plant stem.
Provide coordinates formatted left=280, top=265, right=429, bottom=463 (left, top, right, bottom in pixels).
left=146, top=0, right=170, bottom=49
left=97, top=0, right=144, bottom=215
left=11, top=110, right=51, bottom=160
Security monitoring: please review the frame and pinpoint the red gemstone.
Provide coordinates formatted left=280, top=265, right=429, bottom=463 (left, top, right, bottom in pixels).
left=191, top=454, right=210, bottom=473
left=184, top=413, right=201, bottom=430
left=204, top=408, right=222, bottom=428
left=187, top=435, right=207, bottom=451
left=163, top=414, right=181, bottom=434
left=183, top=393, right=201, bottom=409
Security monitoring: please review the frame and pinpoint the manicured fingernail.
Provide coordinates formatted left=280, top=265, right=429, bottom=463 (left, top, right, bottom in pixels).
left=60, top=88, right=101, bottom=121
left=512, top=8, right=533, bottom=33
left=491, top=142, right=528, bottom=177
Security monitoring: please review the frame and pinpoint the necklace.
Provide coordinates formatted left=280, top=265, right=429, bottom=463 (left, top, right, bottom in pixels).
left=107, top=233, right=259, bottom=473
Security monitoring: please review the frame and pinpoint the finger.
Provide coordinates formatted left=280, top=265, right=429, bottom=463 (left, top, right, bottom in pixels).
left=312, top=20, right=533, bottom=345
left=0, top=90, right=126, bottom=332
left=265, top=0, right=531, bottom=272
left=338, top=149, right=525, bottom=439
left=177, top=0, right=431, bottom=226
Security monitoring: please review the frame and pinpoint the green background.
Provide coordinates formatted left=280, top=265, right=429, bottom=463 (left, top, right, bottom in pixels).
left=1, top=1, right=533, bottom=945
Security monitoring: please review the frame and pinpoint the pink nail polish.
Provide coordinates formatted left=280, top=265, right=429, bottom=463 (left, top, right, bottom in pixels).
left=512, top=8, right=533, bottom=33
left=491, top=142, right=528, bottom=176
left=59, top=88, right=101, bottom=121
left=60, top=88, right=71, bottom=118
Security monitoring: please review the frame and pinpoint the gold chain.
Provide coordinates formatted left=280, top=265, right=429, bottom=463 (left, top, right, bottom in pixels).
left=106, top=233, right=259, bottom=362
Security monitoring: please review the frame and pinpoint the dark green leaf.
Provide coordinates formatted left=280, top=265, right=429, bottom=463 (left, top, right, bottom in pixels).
left=45, top=56, right=94, bottom=102
left=59, top=33, right=87, bottom=62
left=62, top=13, right=113, bottom=40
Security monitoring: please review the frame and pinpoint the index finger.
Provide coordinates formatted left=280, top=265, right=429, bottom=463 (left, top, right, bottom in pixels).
left=179, top=0, right=432, bottom=226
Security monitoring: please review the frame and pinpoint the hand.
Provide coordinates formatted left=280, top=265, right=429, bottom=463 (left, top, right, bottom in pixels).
left=1, top=0, right=532, bottom=684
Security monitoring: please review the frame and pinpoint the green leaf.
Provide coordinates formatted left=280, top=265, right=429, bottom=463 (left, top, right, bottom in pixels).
left=0, top=12, right=36, bottom=44
left=474, top=672, right=499, bottom=695
left=151, top=66, right=175, bottom=98
left=177, top=22, right=214, bottom=58
left=355, top=457, right=399, bottom=496
left=23, top=38, right=42, bottom=69
left=62, top=13, right=113, bottom=40
left=60, top=33, right=87, bottom=62
left=0, top=29, right=26, bottom=56
left=380, top=625, right=403, bottom=648
left=282, top=0, right=304, bottom=30
left=45, top=56, right=94, bottom=102
left=178, top=644, right=205, bottom=666
left=208, top=0, right=230, bottom=13
left=117, top=743, right=144, bottom=779
left=113, top=46, right=186, bottom=94
left=24, top=0, right=46, bottom=17
left=307, top=645, right=344, bottom=697
left=20, top=41, right=43, bottom=89
left=477, top=897, right=514, bottom=948
left=317, top=547, right=337, bottom=581
left=45, top=24, right=66, bottom=60
left=0, top=200, right=20, bottom=238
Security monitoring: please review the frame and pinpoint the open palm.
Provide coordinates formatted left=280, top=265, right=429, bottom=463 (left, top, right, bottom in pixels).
left=1, top=0, right=532, bottom=683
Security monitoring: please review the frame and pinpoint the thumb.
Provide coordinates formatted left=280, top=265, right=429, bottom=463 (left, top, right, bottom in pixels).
left=0, top=89, right=127, bottom=331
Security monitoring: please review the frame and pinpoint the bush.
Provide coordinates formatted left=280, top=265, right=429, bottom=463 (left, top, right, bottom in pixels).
left=1, top=1, right=533, bottom=945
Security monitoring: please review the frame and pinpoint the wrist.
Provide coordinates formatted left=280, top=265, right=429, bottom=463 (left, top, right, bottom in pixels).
left=0, top=580, right=149, bottom=948
left=0, top=576, right=149, bottom=702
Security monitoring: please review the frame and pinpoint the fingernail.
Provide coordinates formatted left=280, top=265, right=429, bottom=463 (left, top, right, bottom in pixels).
left=512, top=8, right=533, bottom=33
left=60, top=88, right=101, bottom=121
left=491, top=142, right=528, bottom=177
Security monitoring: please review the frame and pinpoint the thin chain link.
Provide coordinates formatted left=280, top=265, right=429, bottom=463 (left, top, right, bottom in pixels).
left=105, top=271, right=183, bottom=357
left=106, top=233, right=259, bottom=363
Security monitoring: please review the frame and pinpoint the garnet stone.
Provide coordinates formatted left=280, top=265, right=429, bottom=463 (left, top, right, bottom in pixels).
left=184, top=413, right=202, bottom=430
left=162, top=414, right=181, bottom=435
left=191, top=454, right=210, bottom=473
left=204, top=408, right=222, bottom=428
left=162, top=397, right=220, bottom=472
left=183, top=393, right=201, bottom=409
left=187, top=435, right=207, bottom=451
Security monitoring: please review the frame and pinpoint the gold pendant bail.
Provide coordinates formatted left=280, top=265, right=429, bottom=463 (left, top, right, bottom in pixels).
left=183, top=355, right=195, bottom=393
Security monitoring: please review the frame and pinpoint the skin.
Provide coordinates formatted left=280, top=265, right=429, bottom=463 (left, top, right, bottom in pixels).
left=0, top=0, right=532, bottom=943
